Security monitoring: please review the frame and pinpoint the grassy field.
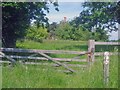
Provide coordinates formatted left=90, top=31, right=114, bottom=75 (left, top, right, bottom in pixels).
left=2, top=40, right=118, bottom=88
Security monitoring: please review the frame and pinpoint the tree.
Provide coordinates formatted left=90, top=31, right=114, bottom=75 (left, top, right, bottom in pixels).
left=2, top=2, right=59, bottom=47
left=116, top=1, right=120, bottom=24
left=70, top=26, right=91, bottom=41
left=55, top=21, right=92, bottom=41
left=70, top=2, right=119, bottom=41
left=71, top=2, right=118, bottom=40
left=55, top=21, right=73, bottom=40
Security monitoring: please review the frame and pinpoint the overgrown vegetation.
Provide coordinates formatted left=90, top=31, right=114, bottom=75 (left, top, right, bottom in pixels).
left=2, top=1, right=119, bottom=88
left=55, top=22, right=92, bottom=40
left=26, top=25, right=48, bottom=42
left=2, top=2, right=59, bottom=47
left=2, top=40, right=118, bottom=88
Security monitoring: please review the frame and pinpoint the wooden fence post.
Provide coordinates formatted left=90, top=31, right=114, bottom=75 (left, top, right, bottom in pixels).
left=103, top=52, right=110, bottom=87
left=88, top=40, right=95, bottom=62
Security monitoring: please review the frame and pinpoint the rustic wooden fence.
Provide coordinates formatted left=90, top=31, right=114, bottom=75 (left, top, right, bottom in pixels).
left=0, top=48, right=91, bottom=73
left=0, top=40, right=119, bottom=73
left=88, top=40, right=119, bottom=62
left=88, top=40, right=119, bottom=86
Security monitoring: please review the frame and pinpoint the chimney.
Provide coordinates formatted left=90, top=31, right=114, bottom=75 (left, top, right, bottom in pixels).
left=64, top=17, right=67, bottom=22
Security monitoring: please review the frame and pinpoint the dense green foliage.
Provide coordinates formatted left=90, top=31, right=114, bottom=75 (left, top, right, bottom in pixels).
left=55, top=22, right=91, bottom=40
left=49, top=21, right=108, bottom=41
left=2, top=2, right=58, bottom=47
left=71, top=2, right=117, bottom=32
left=48, top=2, right=119, bottom=41
left=69, top=2, right=118, bottom=41
left=2, top=2, right=119, bottom=48
left=26, top=25, right=48, bottom=42
left=116, top=1, right=120, bottom=24
left=55, top=22, right=73, bottom=40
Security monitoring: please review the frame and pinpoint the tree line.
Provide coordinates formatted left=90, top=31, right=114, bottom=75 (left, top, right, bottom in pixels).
left=2, top=1, right=120, bottom=47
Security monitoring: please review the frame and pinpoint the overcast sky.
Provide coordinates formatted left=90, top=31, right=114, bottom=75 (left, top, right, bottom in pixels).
left=46, top=2, right=118, bottom=40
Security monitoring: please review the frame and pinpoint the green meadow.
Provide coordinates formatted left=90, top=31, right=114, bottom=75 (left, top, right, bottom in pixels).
left=2, top=40, right=118, bottom=88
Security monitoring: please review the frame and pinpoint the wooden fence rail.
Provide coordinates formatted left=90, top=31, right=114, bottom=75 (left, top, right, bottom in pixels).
left=0, top=55, right=87, bottom=62
left=95, top=42, right=119, bottom=45
left=0, top=48, right=88, bottom=55
left=88, top=40, right=119, bottom=62
left=0, top=40, right=119, bottom=73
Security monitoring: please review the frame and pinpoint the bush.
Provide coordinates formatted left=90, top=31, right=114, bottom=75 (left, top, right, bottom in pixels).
left=26, top=26, right=48, bottom=42
left=55, top=22, right=73, bottom=40
left=55, top=22, right=91, bottom=41
left=71, top=26, right=91, bottom=40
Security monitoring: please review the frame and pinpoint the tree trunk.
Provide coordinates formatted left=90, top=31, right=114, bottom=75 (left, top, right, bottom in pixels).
left=2, top=29, right=16, bottom=48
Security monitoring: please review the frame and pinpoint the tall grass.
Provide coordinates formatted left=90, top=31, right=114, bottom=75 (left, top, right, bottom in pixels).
left=2, top=55, right=118, bottom=88
left=16, top=39, right=88, bottom=51
left=2, top=40, right=118, bottom=88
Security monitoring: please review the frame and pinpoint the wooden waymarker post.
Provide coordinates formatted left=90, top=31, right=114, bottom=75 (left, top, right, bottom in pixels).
left=103, top=52, right=110, bottom=87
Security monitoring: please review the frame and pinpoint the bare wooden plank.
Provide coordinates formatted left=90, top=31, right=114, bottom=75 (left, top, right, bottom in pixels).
left=0, top=55, right=87, bottom=62
left=0, top=52, right=16, bottom=64
left=38, top=52, right=76, bottom=73
left=25, top=62, right=87, bottom=67
left=53, top=58, right=87, bottom=62
left=67, top=64, right=87, bottom=67
left=0, top=55, right=49, bottom=60
left=0, top=48, right=88, bottom=55
left=0, top=61, right=11, bottom=63
left=25, top=62, right=50, bottom=65
left=95, top=42, right=119, bottom=45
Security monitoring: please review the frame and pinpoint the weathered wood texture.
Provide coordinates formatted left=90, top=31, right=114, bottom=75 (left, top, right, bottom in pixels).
left=25, top=62, right=87, bottom=67
left=0, top=55, right=87, bottom=62
left=0, top=40, right=118, bottom=65
left=0, top=61, right=11, bottom=63
left=0, top=48, right=88, bottom=55
left=0, top=52, right=16, bottom=64
left=103, top=52, right=110, bottom=87
left=38, top=52, right=76, bottom=73
left=88, top=40, right=95, bottom=62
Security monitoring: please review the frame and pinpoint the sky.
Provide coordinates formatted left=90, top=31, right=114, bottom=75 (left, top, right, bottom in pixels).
left=46, top=2, right=83, bottom=23
left=45, top=2, right=119, bottom=40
